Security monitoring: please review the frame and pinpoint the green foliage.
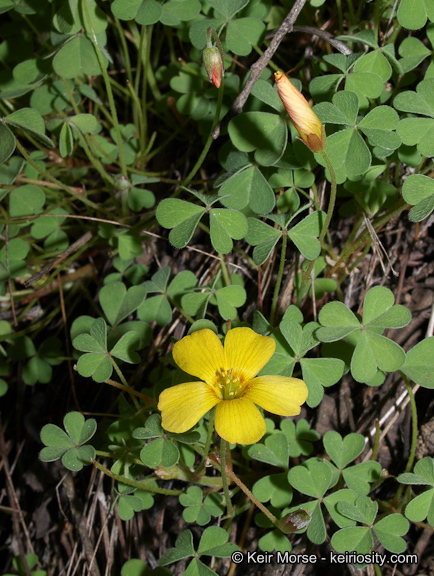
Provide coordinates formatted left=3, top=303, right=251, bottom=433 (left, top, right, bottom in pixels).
left=5, top=554, right=47, bottom=576
left=39, top=412, right=96, bottom=471
left=73, top=317, right=141, bottom=382
left=332, top=498, right=409, bottom=555
left=156, top=188, right=247, bottom=253
left=133, top=414, right=200, bottom=468
left=317, top=286, right=411, bottom=383
left=402, top=174, right=434, bottom=222
left=179, top=486, right=224, bottom=525
left=159, top=527, right=238, bottom=574
left=121, top=559, right=171, bottom=576
left=2, top=0, right=432, bottom=569
left=398, top=458, right=434, bottom=525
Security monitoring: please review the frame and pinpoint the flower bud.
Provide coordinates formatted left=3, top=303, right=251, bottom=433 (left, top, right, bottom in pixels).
left=274, top=71, right=326, bottom=153
left=203, top=45, right=223, bottom=88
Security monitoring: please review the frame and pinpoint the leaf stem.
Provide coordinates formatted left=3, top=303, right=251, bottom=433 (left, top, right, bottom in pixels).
left=82, top=1, right=127, bottom=178
left=223, top=466, right=278, bottom=526
left=14, top=139, right=108, bottom=214
left=92, top=459, right=182, bottom=495
left=270, top=231, right=287, bottom=325
left=220, top=439, right=234, bottom=516
left=110, top=358, right=141, bottom=411
left=401, top=374, right=418, bottom=474
left=300, top=149, right=337, bottom=292
left=194, top=408, right=216, bottom=477
left=182, top=76, right=225, bottom=187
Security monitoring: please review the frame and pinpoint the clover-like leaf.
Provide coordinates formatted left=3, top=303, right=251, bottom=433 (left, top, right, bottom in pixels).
left=156, top=198, right=204, bottom=248
left=159, top=530, right=195, bottom=565
left=9, top=184, right=45, bottom=217
left=212, top=284, right=246, bottom=321
left=248, top=432, right=290, bottom=468
left=288, top=211, right=325, bottom=261
left=315, top=91, right=371, bottom=180
left=397, top=0, right=434, bottom=30
left=197, top=526, right=238, bottom=557
left=336, top=495, right=378, bottom=525
left=331, top=526, right=373, bottom=555
left=39, top=412, right=96, bottom=471
left=324, top=489, right=358, bottom=528
left=5, top=107, right=54, bottom=148
left=253, top=473, right=293, bottom=508
left=229, top=112, right=287, bottom=166
left=53, top=36, right=107, bottom=79
left=288, top=460, right=333, bottom=498
left=343, top=461, right=382, bottom=496
left=209, top=208, right=248, bottom=254
left=280, top=419, right=319, bottom=458
left=218, top=165, right=275, bottom=214
left=373, top=514, right=409, bottom=553
left=402, top=174, right=434, bottom=223
left=323, top=431, right=365, bottom=469
left=140, top=437, right=179, bottom=468
left=99, top=282, right=146, bottom=327
left=317, top=287, right=409, bottom=383
left=398, top=458, right=434, bottom=526
left=179, top=487, right=224, bottom=526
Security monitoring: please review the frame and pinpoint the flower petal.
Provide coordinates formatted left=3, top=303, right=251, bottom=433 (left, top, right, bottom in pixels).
left=245, top=376, right=308, bottom=416
left=224, top=328, right=276, bottom=381
left=274, top=71, right=326, bottom=153
left=215, top=397, right=266, bottom=444
left=172, top=329, right=227, bottom=382
left=158, top=381, right=220, bottom=433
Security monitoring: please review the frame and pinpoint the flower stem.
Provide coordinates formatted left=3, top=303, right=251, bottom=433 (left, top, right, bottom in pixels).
left=220, top=439, right=234, bottom=516
left=401, top=374, right=418, bottom=474
left=194, top=408, right=215, bottom=477
left=270, top=231, right=287, bottom=326
left=393, top=373, right=419, bottom=504
left=300, top=149, right=337, bottom=292
left=92, top=459, right=182, bottom=495
left=219, top=254, right=231, bottom=287
left=182, top=76, right=224, bottom=187
left=224, top=467, right=278, bottom=526
left=110, top=358, right=141, bottom=412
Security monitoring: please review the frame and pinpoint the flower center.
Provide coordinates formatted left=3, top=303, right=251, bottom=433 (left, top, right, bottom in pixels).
left=213, top=368, right=247, bottom=401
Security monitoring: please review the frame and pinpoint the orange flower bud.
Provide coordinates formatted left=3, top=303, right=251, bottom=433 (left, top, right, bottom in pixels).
left=203, top=46, right=223, bottom=89
left=274, top=71, right=326, bottom=153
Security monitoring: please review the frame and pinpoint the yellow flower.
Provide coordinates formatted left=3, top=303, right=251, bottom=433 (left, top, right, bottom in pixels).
left=158, top=328, right=308, bottom=445
left=274, top=71, right=326, bottom=153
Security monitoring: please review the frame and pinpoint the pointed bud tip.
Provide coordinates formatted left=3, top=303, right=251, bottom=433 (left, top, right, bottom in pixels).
left=274, top=71, right=326, bottom=152
left=203, top=46, right=223, bottom=89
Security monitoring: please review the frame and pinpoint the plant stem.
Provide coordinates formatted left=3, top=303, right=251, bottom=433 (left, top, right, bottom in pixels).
left=195, top=408, right=216, bottom=477
left=14, top=140, right=109, bottom=214
left=270, top=231, right=287, bottom=326
left=328, top=199, right=407, bottom=277
left=110, top=359, right=141, bottom=412
left=219, top=255, right=231, bottom=287
left=92, top=459, right=182, bottom=495
left=182, top=76, right=225, bottom=187
left=392, top=373, right=419, bottom=504
left=300, top=149, right=337, bottom=293
left=401, top=374, right=418, bottom=474
left=224, top=467, right=278, bottom=525
left=82, top=1, right=128, bottom=178
left=220, top=439, right=234, bottom=515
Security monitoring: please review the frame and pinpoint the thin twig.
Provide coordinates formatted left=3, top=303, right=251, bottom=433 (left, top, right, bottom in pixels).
left=267, top=25, right=353, bottom=56
left=231, top=0, right=308, bottom=115
left=24, top=231, right=93, bottom=287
